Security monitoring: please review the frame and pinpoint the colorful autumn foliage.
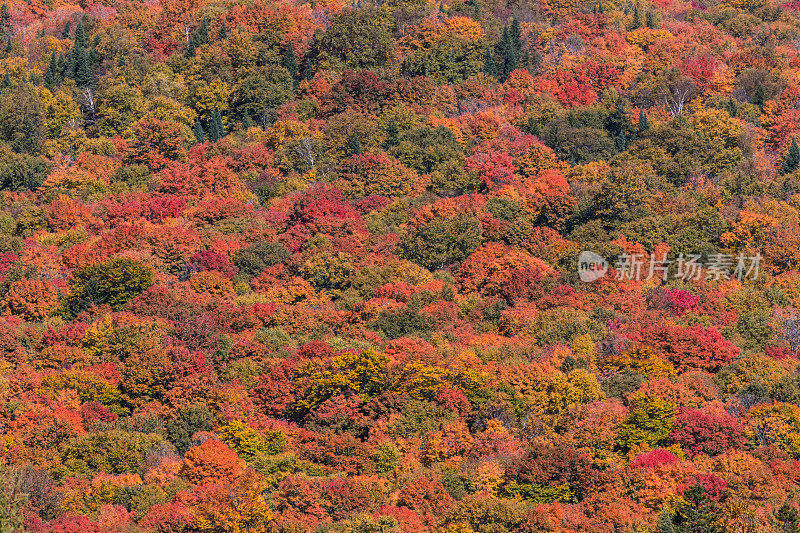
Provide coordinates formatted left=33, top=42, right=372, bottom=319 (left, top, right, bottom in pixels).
left=0, top=0, right=799, bottom=530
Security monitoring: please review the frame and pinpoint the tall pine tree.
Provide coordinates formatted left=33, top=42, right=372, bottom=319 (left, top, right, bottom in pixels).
left=615, top=130, right=627, bottom=151
left=58, top=20, right=94, bottom=86
left=196, top=18, right=209, bottom=46
left=604, top=91, right=629, bottom=138
left=483, top=45, right=496, bottom=78
left=74, top=21, right=88, bottom=49
left=282, top=43, right=298, bottom=82
left=346, top=133, right=363, bottom=156
left=638, top=108, right=650, bottom=133
left=64, top=50, right=76, bottom=80
left=44, top=52, right=60, bottom=88
left=90, top=35, right=101, bottom=67
left=57, top=53, right=67, bottom=79
left=193, top=120, right=206, bottom=143
left=752, top=83, right=766, bottom=108
left=631, top=5, right=642, bottom=29
left=74, top=48, right=92, bottom=86
left=384, top=119, right=399, bottom=148
left=784, top=137, right=800, bottom=174
left=489, top=18, right=525, bottom=82
left=186, top=18, right=209, bottom=58
left=495, top=26, right=518, bottom=82
left=0, top=4, right=11, bottom=46
left=510, top=17, right=522, bottom=54
left=209, top=108, right=225, bottom=141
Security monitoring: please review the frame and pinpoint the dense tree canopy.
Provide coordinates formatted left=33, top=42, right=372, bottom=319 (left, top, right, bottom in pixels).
left=0, top=0, right=799, bottom=530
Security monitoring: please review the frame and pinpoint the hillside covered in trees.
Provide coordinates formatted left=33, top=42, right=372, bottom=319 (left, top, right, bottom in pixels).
left=3, top=0, right=800, bottom=530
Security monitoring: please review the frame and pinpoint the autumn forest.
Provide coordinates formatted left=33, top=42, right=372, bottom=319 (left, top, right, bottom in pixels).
left=1, top=0, right=800, bottom=530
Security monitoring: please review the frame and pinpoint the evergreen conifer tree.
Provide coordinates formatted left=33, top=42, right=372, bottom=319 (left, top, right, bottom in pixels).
left=753, top=83, right=766, bottom=108
left=185, top=37, right=197, bottom=58
left=186, top=18, right=209, bottom=58
left=193, top=120, right=206, bottom=143
left=210, top=108, right=225, bottom=141
left=74, top=47, right=92, bottom=86
left=482, top=46, right=496, bottom=78
left=196, top=18, right=209, bottom=45
left=784, top=137, right=800, bottom=174
left=615, top=130, right=627, bottom=151
left=510, top=17, right=522, bottom=54
left=90, top=36, right=101, bottom=67
left=282, top=43, right=298, bottom=81
left=495, top=26, right=518, bottom=81
left=775, top=504, right=800, bottom=533
left=65, top=49, right=76, bottom=79
left=384, top=119, right=399, bottom=148
left=657, top=511, right=676, bottom=533
left=667, top=485, right=720, bottom=533
left=632, top=5, right=642, bottom=28
left=57, top=52, right=67, bottom=78
left=346, top=133, right=363, bottom=156
left=44, top=53, right=59, bottom=87
left=74, top=21, right=88, bottom=49
left=638, top=108, right=649, bottom=133
left=0, top=4, right=11, bottom=45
